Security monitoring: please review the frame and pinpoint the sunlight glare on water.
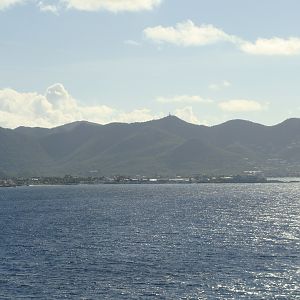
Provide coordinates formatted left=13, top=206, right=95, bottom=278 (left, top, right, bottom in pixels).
left=0, top=183, right=299, bottom=299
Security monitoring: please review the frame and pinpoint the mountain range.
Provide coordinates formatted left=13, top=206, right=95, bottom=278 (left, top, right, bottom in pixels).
left=1, top=115, right=300, bottom=177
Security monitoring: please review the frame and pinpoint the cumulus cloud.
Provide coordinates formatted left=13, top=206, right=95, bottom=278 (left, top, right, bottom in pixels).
left=0, top=0, right=162, bottom=12
left=0, top=0, right=24, bottom=10
left=218, top=99, right=267, bottom=112
left=156, top=95, right=213, bottom=104
left=62, top=0, right=161, bottom=12
left=174, top=106, right=201, bottom=124
left=0, top=84, right=208, bottom=128
left=209, top=80, right=231, bottom=91
left=240, top=37, right=300, bottom=56
left=0, top=84, right=166, bottom=128
left=144, top=20, right=238, bottom=47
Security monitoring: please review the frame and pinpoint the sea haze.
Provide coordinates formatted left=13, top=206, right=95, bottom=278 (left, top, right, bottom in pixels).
left=0, top=184, right=299, bottom=299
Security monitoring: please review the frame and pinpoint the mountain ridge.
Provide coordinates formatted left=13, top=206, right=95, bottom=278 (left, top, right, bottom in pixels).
left=1, top=116, right=300, bottom=177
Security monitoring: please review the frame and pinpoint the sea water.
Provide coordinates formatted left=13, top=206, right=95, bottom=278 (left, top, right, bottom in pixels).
left=0, top=184, right=299, bottom=299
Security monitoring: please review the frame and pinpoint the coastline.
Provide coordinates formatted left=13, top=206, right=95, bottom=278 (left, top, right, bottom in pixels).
left=1, top=179, right=300, bottom=188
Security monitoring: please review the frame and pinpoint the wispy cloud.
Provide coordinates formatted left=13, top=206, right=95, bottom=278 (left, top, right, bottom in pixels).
left=209, top=80, right=231, bottom=91
left=218, top=99, right=268, bottom=112
left=144, top=20, right=300, bottom=56
left=38, top=2, right=60, bottom=14
left=117, top=108, right=162, bottom=123
left=124, top=40, right=141, bottom=46
left=156, top=95, right=213, bottom=104
left=174, top=106, right=201, bottom=124
left=144, top=20, right=238, bottom=47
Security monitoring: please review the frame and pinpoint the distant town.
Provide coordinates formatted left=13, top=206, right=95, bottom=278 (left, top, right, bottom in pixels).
left=1, top=172, right=299, bottom=188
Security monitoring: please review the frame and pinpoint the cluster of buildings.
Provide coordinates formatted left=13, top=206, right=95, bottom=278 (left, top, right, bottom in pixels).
left=0, top=179, right=17, bottom=188
left=0, top=172, right=272, bottom=187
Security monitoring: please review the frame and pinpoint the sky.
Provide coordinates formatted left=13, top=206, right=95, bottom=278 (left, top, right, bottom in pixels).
left=1, top=0, right=300, bottom=128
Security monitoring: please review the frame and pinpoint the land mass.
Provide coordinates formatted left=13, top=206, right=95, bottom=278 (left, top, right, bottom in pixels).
left=1, top=174, right=295, bottom=187
left=1, top=116, right=300, bottom=177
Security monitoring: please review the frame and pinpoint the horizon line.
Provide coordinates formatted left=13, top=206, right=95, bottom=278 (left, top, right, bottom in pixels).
left=3, top=115, right=300, bottom=131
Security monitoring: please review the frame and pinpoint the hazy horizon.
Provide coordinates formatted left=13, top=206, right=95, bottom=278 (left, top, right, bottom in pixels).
left=4, top=114, right=300, bottom=130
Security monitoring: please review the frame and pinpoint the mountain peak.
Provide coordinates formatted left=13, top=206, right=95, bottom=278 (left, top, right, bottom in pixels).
left=161, top=114, right=183, bottom=122
left=151, top=115, right=194, bottom=126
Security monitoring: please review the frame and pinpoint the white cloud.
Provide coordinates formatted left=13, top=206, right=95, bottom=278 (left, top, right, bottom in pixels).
left=218, top=99, right=267, bottom=112
left=0, top=84, right=115, bottom=128
left=0, top=0, right=161, bottom=12
left=156, top=95, right=213, bottom=104
left=38, top=2, right=59, bottom=14
left=0, top=0, right=24, bottom=10
left=174, top=106, right=201, bottom=124
left=209, top=80, right=231, bottom=91
left=144, top=20, right=300, bottom=56
left=144, top=20, right=238, bottom=47
left=0, top=84, right=207, bottom=128
left=240, top=37, right=300, bottom=56
left=124, top=39, right=141, bottom=46
left=62, top=0, right=162, bottom=12
left=0, top=84, right=166, bottom=128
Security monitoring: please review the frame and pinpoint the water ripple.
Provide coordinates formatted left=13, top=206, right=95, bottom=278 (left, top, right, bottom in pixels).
left=0, top=183, right=299, bottom=299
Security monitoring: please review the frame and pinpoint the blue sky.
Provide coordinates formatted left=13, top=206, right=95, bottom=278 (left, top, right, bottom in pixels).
left=1, top=0, right=300, bottom=128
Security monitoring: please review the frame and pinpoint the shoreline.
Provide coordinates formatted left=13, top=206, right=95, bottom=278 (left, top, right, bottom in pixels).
left=2, top=180, right=300, bottom=188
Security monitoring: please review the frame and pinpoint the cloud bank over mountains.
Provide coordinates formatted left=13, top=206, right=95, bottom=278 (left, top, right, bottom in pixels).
left=144, top=20, right=300, bottom=56
left=0, top=84, right=143, bottom=128
left=0, top=84, right=204, bottom=128
left=0, top=84, right=113, bottom=128
left=0, top=84, right=267, bottom=128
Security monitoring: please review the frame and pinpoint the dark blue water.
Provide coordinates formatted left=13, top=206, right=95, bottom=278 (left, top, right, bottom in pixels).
left=0, top=184, right=299, bottom=299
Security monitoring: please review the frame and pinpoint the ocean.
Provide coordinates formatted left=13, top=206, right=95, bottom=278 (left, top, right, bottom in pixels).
left=0, top=184, right=299, bottom=299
